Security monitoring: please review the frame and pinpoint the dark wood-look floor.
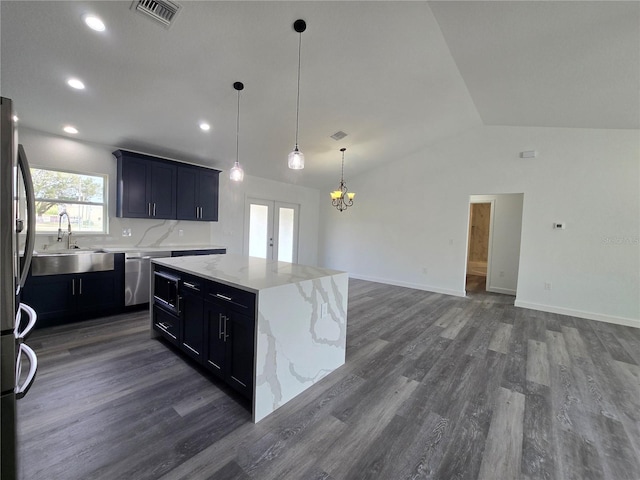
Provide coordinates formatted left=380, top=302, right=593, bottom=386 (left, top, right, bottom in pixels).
left=18, top=280, right=640, bottom=480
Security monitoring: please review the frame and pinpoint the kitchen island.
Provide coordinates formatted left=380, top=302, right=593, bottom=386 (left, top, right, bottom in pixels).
left=151, top=254, right=348, bottom=422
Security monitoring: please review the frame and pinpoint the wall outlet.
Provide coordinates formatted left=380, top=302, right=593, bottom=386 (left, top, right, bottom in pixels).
left=544, top=282, right=552, bottom=291
left=122, top=228, right=131, bottom=237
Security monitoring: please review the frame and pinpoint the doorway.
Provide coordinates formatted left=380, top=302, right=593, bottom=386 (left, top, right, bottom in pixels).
left=465, top=194, right=524, bottom=296
left=244, top=198, right=299, bottom=263
left=466, top=201, right=493, bottom=293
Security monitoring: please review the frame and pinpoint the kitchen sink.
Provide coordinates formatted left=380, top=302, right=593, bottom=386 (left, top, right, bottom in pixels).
left=31, top=251, right=115, bottom=276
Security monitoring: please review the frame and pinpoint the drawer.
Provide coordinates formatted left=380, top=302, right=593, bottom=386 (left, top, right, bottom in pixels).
left=206, top=281, right=255, bottom=312
left=180, top=273, right=204, bottom=295
left=153, top=304, right=181, bottom=345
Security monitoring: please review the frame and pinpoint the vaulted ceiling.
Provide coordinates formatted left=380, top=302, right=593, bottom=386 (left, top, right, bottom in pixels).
left=2, top=1, right=638, bottom=189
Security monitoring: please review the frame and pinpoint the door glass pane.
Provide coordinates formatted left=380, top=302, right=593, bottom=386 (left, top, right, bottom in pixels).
left=277, top=207, right=294, bottom=263
left=249, top=204, right=269, bottom=258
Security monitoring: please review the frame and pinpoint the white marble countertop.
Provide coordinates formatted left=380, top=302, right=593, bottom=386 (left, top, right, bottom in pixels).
left=152, top=254, right=345, bottom=293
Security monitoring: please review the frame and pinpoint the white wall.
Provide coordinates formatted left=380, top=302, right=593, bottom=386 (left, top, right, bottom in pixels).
left=213, top=174, right=320, bottom=266
left=20, top=128, right=321, bottom=265
left=319, top=125, right=640, bottom=327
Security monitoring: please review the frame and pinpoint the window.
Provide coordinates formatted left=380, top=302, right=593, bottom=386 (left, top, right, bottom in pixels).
left=31, top=167, right=107, bottom=234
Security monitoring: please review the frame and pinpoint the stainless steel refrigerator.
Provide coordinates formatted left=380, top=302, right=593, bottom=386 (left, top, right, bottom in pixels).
left=1, top=96, right=38, bottom=480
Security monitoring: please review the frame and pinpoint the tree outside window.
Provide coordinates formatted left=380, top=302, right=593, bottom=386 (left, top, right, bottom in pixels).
left=32, top=168, right=107, bottom=234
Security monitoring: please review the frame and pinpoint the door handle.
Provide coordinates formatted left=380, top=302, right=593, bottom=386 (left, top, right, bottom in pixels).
left=15, top=303, right=37, bottom=342
left=15, top=343, right=38, bottom=399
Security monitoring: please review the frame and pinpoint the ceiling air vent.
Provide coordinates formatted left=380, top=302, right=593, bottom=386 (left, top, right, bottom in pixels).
left=131, top=0, right=182, bottom=29
left=330, top=131, right=348, bottom=141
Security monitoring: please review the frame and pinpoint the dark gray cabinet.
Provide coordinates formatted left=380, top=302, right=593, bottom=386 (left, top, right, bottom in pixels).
left=114, top=149, right=220, bottom=222
left=115, top=150, right=177, bottom=219
left=22, top=254, right=125, bottom=328
left=204, top=299, right=254, bottom=398
left=152, top=266, right=255, bottom=400
left=176, top=165, right=220, bottom=221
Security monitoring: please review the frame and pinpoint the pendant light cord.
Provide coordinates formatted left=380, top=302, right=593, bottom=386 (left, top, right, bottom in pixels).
left=236, top=89, right=240, bottom=165
left=295, top=31, right=302, bottom=146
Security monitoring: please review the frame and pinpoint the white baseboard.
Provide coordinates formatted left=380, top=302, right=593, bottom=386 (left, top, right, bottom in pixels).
left=349, top=273, right=466, bottom=298
left=487, top=286, right=516, bottom=296
left=514, top=300, right=640, bottom=329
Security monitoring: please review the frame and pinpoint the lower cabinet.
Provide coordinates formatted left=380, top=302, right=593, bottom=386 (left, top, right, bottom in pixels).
left=203, top=299, right=254, bottom=399
left=152, top=266, right=255, bottom=400
left=22, top=257, right=124, bottom=328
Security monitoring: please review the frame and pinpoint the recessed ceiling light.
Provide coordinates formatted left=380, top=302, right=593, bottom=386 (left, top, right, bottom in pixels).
left=63, top=126, right=78, bottom=134
left=83, top=14, right=106, bottom=32
left=67, top=78, right=85, bottom=90
left=199, top=122, right=211, bottom=131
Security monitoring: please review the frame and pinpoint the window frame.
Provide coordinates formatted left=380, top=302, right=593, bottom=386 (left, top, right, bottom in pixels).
left=31, top=166, right=109, bottom=236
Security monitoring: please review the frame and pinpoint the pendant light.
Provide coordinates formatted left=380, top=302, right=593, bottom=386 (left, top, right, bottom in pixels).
left=230, top=81, right=245, bottom=182
left=330, top=148, right=355, bottom=212
left=288, top=19, right=306, bottom=170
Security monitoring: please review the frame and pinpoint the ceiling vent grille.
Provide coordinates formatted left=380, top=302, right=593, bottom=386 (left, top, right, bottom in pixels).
left=132, top=0, right=182, bottom=28
left=330, top=131, right=348, bottom=141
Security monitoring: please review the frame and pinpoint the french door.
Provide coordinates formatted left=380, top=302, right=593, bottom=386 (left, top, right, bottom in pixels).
left=244, top=198, right=299, bottom=263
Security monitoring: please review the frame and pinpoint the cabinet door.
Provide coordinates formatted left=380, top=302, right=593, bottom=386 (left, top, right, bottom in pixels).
left=21, top=274, right=74, bottom=321
left=197, top=169, right=219, bottom=221
left=181, top=286, right=204, bottom=361
left=204, top=300, right=226, bottom=379
left=75, top=271, right=117, bottom=313
left=176, top=166, right=198, bottom=220
left=226, top=309, right=255, bottom=398
left=149, top=161, right=176, bottom=219
left=119, top=157, right=151, bottom=218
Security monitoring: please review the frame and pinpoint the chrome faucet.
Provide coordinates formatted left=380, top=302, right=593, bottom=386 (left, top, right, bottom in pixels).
left=57, top=212, right=72, bottom=249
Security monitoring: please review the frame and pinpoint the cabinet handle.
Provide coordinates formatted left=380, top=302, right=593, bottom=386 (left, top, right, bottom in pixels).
left=195, top=206, right=199, bottom=218
left=200, top=207, right=203, bottom=218
left=79, top=278, right=83, bottom=295
left=183, top=282, right=199, bottom=291
left=224, top=316, right=229, bottom=341
left=72, top=278, right=75, bottom=296
left=218, top=313, right=223, bottom=340
left=153, top=203, right=157, bottom=216
left=148, top=203, right=152, bottom=216
left=214, top=293, right=233, bottom=302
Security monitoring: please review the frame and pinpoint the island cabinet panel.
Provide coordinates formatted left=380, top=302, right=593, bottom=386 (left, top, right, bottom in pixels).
left=203, top=298, right=255, bottom=399
left=176, top=165, right=220, bottom=221
left=180, top=276, right=205, bottom=361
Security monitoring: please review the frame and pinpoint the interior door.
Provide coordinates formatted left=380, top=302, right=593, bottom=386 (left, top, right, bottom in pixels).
left=244, top=198, right=299, bottom=263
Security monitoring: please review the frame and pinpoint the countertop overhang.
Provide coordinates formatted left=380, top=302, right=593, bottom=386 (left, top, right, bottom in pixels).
left=152, top=254, right=345, bottom=293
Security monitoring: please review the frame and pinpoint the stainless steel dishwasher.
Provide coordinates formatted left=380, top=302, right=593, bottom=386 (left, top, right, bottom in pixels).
left=125, top=251, right=171, bottom=306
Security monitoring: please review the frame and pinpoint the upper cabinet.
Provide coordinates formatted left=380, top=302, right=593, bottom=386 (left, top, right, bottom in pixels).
left=114, top=150, right=220, bottom=222
left=176, top=164, right=220, bottom=221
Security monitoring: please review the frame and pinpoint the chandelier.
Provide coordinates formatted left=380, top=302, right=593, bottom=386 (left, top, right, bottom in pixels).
left=330, top=148, right=355, bottom=211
